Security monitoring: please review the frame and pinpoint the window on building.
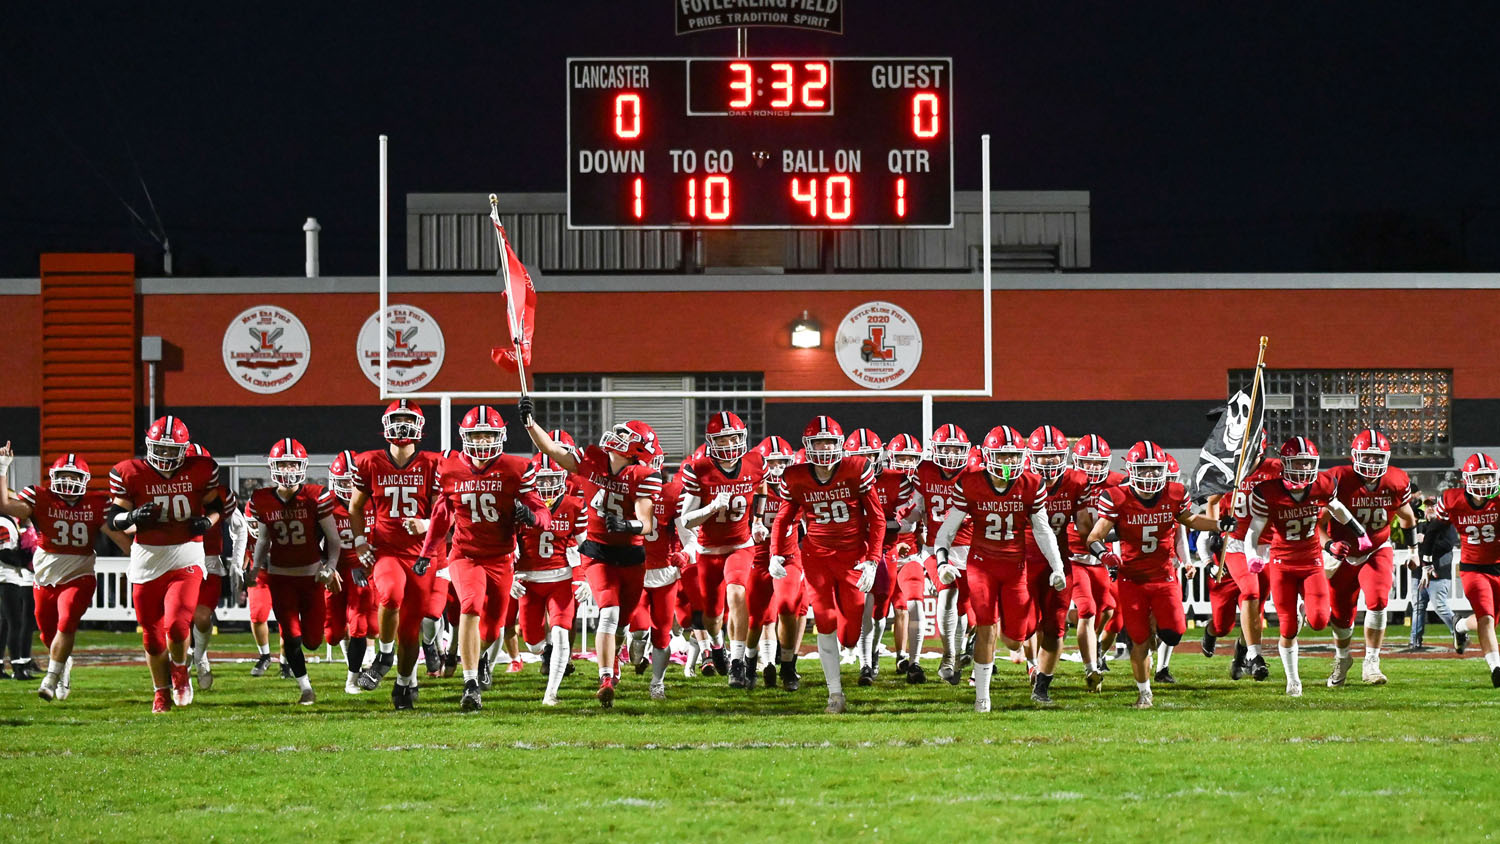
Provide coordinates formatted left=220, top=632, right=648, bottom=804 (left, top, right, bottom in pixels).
left=532, top=374, right=605, bottom=449
left=1229, top=368, right=1451, bottom=460
left=693, top=373, right=766, bottom=448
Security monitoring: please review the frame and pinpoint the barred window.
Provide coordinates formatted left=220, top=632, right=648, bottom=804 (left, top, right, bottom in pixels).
left=1229, top=368, right=1450, bottom=460
left=693, top=373, right=765, bottom=446
left=532, top=374, right=605, bottom=449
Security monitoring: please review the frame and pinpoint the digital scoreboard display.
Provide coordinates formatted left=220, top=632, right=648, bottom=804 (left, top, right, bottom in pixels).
left=567, top=58, right=953, bottom=229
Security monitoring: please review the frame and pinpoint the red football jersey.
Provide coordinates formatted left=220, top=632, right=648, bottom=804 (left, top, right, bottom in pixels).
left=1434, top=488, right=1500, bottom=568
left=1065, top=472, right=1127, bottom=556
left=1249, top=473, right=1339, bottom=571
left=331, top=498, right=375, bottom=568
left=1324, top=464, right=1412, bottom=548
left=772, top=456, right=884, bottom=559
left=1098, top=482, right=1191, bottom=582
left=576, top=445, right=664, bottom=547
left=433, top=452, right=536, bottom=559
left=644, top=474, right=685, bottom=568
left=1030, top=468, right=1089, bottom=552
left=873, top=467, right=914, bottom=522
left=914, top=460, right=972, bottom=548
left=952, top=468, right=1046, bottom=563
left=109, top=456, right=221, bottom=546
left=1224, top=458, right=1284, bottom=541
left=352, top=449, right=441, bottom=558
left=248, top=484, right=334, bottom=570
left=753, top=483, right=802, bottom=565
left=680, top=451, right=766, bottom=549
left=518, top=494, right=586, bottom=572
left=17, top=486, right=110, bottom=555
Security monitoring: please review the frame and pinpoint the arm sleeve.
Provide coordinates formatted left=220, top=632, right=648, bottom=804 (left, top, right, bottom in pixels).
left=252, top=525, right=270, bottom=570
left=1196, top=530, right=1214, bottom=566
left=419, top=495, right=452, bottom=559
left=1028, top=509, right=1065, bottom=576
left=1243, top=514, right=1268, bottom=553
left=933, top=507, right=967, bottom=553
left=227, top=507, right=249, bottom=566
left=770, top=495, right=801, bottom=558
left=1325, top=497, right=1358, bottom=526
left=860, top=485, right=886, bottom=560
left=318, top=514, right=342, bottom=569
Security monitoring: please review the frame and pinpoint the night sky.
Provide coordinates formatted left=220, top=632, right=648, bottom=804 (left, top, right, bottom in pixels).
left=5, top=2, right=1498, bottom=277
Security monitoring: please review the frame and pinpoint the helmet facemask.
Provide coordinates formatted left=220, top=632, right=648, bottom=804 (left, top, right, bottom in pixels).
left=383, top=411, right=424, bottom=445
left=984, top=447, right=1026, bottom=481
left=932, top=443, right=967, bottom=471
left=535, top=469, right=567, bottom=501
left=1351, top=448, right=1389, bottom=480
left=1128, top=461, right=1167, bottom=496
left=707, top=430, right=748, bottom=462
left=1075, top=454, right=1110, bottom=484
left=1283, top=456, right=1319, bottom=489
left=461, top=426, right=506, bottom=461
left=1031, top=448, right=1068, bottom=482
left=1464, top=467, right=1500, bottom=499
left=270, top=456, right=308, bottom=488
left=146, top=439, right=187, bottom=473
left=49, top=468, right=89, bottom=498
left=803, top=434, right=843, bottom=467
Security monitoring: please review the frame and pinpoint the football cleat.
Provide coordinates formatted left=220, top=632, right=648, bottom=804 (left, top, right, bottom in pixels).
left=1200, top=629, right=1217, bottom=658
left=460, top=680, right=482, bottom=712
left=895, top=656, right=911, bottom=675
left=597, top=675, right=617, bottom=708
left=1229, top=641, right=1248, bottom=680
left=1286, top=680, right=1303, bottom=698
left=422, top=641, right=442, bottom=676
left=297, top=687, right=316, bottom=706
left=152, top=689, right=172, bottom=713
left=1154, top=667, right=1176, bottom=685
left=974, top=697, right=991, bottom=713
left=507, top=659, right=524, bottom=674
left=1085, top=670, right=1103, bottom=694
left=542, top=692, right=560, bottom=706
left=907, top=664, right=927, bottom=684
left=171, top=663, right=194, bottom=706
left=938, top=657, right=957, bottom=685
left=344, top=675, right=362, bottom=695
left=1362, top=660, right=1388, bottom=686
left=763, top=661, right=778, bottom=689
left=710, top=647, right=729, bottom=676
left=700, top=656, right=718, bottom=677
left=1492, top=666, right=1500, bottom=689
left=37, top=674, right=58, bottom=702
left=478, top=656, right=494, bottom=691
left=408, top=682, right=420, bottom=703
left=1249, top=655, right=1270, bottom=681
left=541, top=644, right=553, bottom=676
left=1031, top=674, right=1054, bottom=705
left=649, top=683, right=666, bottom=701
left=857, top=666, right=874, bottom=687
left=1133, top=689, right=1154, bottom=709
left=280, top=662, right=294, bottom=680
left=629, top=637, right=647, bottom=672
left=197, top=659, right=214, bottom=691
left=357, top=652, right=394, bottom=690
left=780, top=662, right=801, bottom=692
left=391, top=683, right=414, bottom=710
left=745, top=658, right=759, bottom=690
left=1456, top=631, right=1470, bottom=654
left=1098, top=655, right=1110, bottom=673
left=441, top=654, right=459, bottom=678
left=824, top=692, right=847, bottom=714
left=1327, top=655, right=1354, bottom=687
left=728, top=658, right=748, bottom=689
left=250, top=654, right=272, bottom=677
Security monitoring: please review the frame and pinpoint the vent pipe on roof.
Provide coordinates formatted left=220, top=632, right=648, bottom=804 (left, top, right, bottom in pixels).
left=303, top=217, right=321, bottom=278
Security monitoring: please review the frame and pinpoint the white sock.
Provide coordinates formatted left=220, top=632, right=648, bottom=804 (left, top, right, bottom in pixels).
left=872, top=618, right=886, bottom=663
left=463, top=669, right=478, bottom=682
left=730, top=640, right=746, bottom=662
left=346, top=670, right=359, bottom=686
left=1485, top=650, right=1500, bottom=670
left=758, top=634, right=776, bottom=665
left=651, top=646, right=671, bottom=685
left=45, top=663, right=62, bottom=681
left=710, top=630, right=724, bottom=648
left=62, top=657, right=73, bottom=685
left=546, top=627, right=570, bottom=697
left=485, top=639, right=504, bottom=662
left=1136, top=679, right=1150, bottom=693
left=907, top=603, right=924, bottom=665
left=857, top=601, right=876, bottom=670
left=257, top=641, right=270, bottom=656
left=378, top=639, right=395, bottom=656
left=191, top=628, right=209, bottom=667
left=1156, top=640, right=1173, bottom=668
left=1335, top=643, right=1351, bottom=659
left=1246, top=644, right=1261, bottom=660
left=1279, top=642, right=1300, bottom=684
left=938, top=589, right=959, bottom=659
left=685, top=637, right=702, bottom=675
left=297, top=674, right=312, bottom=692
left=1366, top=646, right=1382, bottom=661
left=817, top=633, right=843, bottom=695
left=973, top=661, right=994, bottom=704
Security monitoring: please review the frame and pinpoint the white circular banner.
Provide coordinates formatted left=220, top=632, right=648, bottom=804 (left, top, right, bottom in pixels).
left=222, top=305, right=311, bottom=394
left=357, top=305, right=445, bottom=393
left=834, top=301, right=923, bottom=390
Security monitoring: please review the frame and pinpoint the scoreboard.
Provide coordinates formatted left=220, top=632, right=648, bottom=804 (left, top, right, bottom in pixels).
left=567, top=58, right=953, bottom=229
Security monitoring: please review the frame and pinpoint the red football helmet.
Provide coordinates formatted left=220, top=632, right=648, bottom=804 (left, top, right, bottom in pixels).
left=1072, top=434, right=1112, bottom=484
left=930, top=424, right=970, bottom=471
left=1279, top=437, right=1321, bottom=489
left=145, top=415, right=191, bottom=473
left=756, top=436, right=796, bottom=480
left=844, top=428, right=883, bottom=469
left=268, top=438, right=309, bottom=487
left=802, top=416, right=845, bottom=467
left=1463, top=453, right=1499, bottom=499
left=648, top=440, right=667, bottom=472
left=328, top=449, right=357, bottom=502
left=793, top=447, right=807, bottom=465
left=185, top=443, right=211, bottom=459
left=601, top=420, right=659, bottom=464
left=547, top=428, right=577, bottom=456
left=48, top=453, right=91, bottom=497
left=1125, top=441, right=1170, bottom=496
left=1028, top=425, right=1070, bottom=482
left=460, top=405, right=507, bottom=461
left=1351, top=429, right=1392, bottom=480
left=1164, top=451, right=1181, bottom=483
left=981, top=426, right=1027, bottom=480
left=532, top=453, right=568, bottom=500
left=382, top=399, right=424, bottom=446
left=705, top=411, right=749, bottom=462
left=886, top=433, right=923, bottom=475
left=691, top=443, right=708, bottom=463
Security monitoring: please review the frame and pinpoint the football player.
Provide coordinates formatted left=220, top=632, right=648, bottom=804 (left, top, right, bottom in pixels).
left=1242, top=438, right=1371, bottom=696
left=1200, top=432, right=1278, bottom=682
left=753, top=436, right=806, bottom=690
left=634, top=449, right=685, bottom=700
left=908, top=424, right=975, bottom=685
left=1431, top=453, right=1500, bottom=686
left=934, top=426, right=1066, bottom=711
left=523, top=399, right=662, bottom=708
left=0, top=445, right=127, bottom=700
left=677, top=412, right=768, bottom=688
left=1022, top=426, right=1094, bottom=702
left=845, top=429, right=911, bottom=685
left=1323, top=430, right=1417, bottom=685
left=347, top=400, right=444, bottom=708
left=242, top=514, right=281, bottom=677
left=1087, top=442, right=1220, bottom=708
left=182, top=444, right=247, bottom=695
left=884, top=433, right=928, bottom=681
left=108, top=416, right=226, bottom=712
left=420, top=406, right=549, bottom=711
left=248, top=439, right=343, bottom=705
left=326, top=450, right=377, bottom=693
left=770, top=416, right=886, bottom=713
left=514, top=454, right=586, bottom=704
left=1150, top=452, right=1198, bottom=683
left=1065, top=435, right=1118, bottom=688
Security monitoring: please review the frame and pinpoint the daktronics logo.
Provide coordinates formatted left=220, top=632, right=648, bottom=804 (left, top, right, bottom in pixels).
left=222, top=305, right=311, bottom=394
left=835, top=301, right=922, bottom=389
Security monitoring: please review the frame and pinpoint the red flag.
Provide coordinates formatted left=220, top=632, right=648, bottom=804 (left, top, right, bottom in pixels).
left=489, top=221, right=536, bottom=368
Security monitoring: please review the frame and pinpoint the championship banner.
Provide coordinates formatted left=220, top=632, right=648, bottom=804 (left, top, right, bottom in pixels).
left=675, top=0, right=843, bottom=35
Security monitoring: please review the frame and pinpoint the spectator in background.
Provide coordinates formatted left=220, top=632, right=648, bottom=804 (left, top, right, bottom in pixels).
left=0, top=514, right=39, bottom=680
left=1404, top=495, right=1464, bottom=653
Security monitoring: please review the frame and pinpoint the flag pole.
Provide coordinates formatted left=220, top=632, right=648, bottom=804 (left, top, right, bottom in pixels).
left=489, top=193, right=529, bottom=399
left=1216, top=336, right=1269, bottom=582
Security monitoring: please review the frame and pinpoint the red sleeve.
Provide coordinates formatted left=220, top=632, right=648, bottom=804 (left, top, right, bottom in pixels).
left=770, top=488, right=801, bottom=558
left=522, top=491, right=552, bottom=531
left=861, top=485, right=886, bottom=560
left=352, top=453, right=373, bottom=492
left=419, top=493, right=451, bottom=559
left=16, top=486, right=38, bottom=507
left=315, top=488, right=335, bottom=518
left=109, top=463, right=130, bottom=499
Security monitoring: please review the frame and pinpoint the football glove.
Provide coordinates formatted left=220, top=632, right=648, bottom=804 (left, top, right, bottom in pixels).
left=513, top=500, right=536, bottom=527
left=769, top=555, right=789, bottom=579
left=413, top=556, right=431, bottom=576
left=854, top=561, right=878, bottom=593
left=510, top=578, right=527, bottom=600
left=573, top=579, right=592, bottom=604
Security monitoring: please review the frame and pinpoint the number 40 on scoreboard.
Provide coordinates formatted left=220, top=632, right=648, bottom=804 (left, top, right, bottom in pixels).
left=567, top=57, right=954, bottom=229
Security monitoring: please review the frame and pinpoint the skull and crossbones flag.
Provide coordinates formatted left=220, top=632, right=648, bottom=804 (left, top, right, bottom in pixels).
left=1191, top=371, right=1266, bottom=504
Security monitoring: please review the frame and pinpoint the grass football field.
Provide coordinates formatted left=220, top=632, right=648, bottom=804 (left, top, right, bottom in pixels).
left=1, top=629, right=1495, bottom=843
